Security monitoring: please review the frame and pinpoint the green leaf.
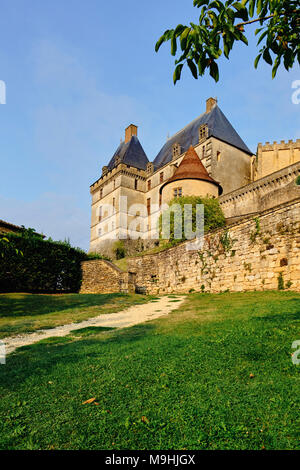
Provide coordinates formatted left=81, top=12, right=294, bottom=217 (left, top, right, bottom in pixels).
left=272, top=57, right=281, bottom=78
left=187, top=59, right=198, bottom=79
left=263, top=47, right=273, bottom=65
left=254, top=53, right=262, bottom=68
left=193, top=0, right=209, bottom=7
left=257, top=29, right=268, bottom=45
left=209, top=60, right=219, bottom=82
left=155, top=30, right=172, bottom=52
left=171, top=34, right=177, bottom=56
left=180, top=27, right=191, bottom=50
left=173, top=64, right=184, bottom=84
left=249, top=0, right=255, bottom=17
left=257, top=0, right=262, bottom=15
left=240, top=33, right=248, bottom=45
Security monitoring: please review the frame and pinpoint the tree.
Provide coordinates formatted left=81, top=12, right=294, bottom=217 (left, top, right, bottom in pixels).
left=155, top=0, right=300, bottom=83
left=159, top=196, right=226, bottom=244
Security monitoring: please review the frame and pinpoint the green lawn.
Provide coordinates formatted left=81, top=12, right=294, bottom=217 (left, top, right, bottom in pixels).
left=0, top=291, right=299, bottom=450
left=0, top=292, right=151, bottom=339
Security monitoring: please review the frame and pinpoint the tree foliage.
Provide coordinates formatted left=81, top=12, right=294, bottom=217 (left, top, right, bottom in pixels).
left=159, top=196, right=226, bottom=244
left=155, top=0, right=300, bottom=83
left=0, top=230, right=88, bottom=293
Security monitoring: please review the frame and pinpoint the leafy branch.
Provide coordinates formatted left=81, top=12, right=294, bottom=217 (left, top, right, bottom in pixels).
left=155, top=0, right=300, bottom=83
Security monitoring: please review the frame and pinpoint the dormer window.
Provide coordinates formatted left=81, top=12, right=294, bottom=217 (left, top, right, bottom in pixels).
left=147, top=162, right=154, bottom=175
left=115, top=155, right=121, bottom=166
left=199, top=124, right=208, bottom=142
left=172, top=143, right=181, bottom=160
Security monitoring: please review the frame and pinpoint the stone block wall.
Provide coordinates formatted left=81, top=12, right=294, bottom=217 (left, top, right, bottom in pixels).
left=80, top=259, right=127, bottom=294
left=126, top=198, right=300, bottom=294
left=220, top=162, right=300, bottom=219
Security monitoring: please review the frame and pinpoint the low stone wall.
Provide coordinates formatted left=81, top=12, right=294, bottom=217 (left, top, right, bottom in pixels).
left=127, top=198, right=300, bottom=294
left=80, top=259, right=127, bottom=294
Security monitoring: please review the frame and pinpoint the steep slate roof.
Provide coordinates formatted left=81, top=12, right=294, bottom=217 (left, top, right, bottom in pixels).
left=107, top=135, right=149, bottom=171
left=153, top=105, right=253, bottom=170
left=160, top=145, right=222, bottom=195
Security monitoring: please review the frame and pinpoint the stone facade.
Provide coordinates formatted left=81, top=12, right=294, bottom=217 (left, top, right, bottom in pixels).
left=126, top=198, right=300, bottom=294
left=81, top=198, right=300, bottom=295
left=89, top=98, right=254, bottom=256
left=254, top=139, right=300, bottom=181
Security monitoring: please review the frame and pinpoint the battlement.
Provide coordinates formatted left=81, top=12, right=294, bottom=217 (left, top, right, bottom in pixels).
left=258, top=138, right=300, bottom=151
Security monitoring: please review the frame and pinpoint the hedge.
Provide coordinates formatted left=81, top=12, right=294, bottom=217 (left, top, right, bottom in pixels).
left=0, top=231, right=88, bottom=293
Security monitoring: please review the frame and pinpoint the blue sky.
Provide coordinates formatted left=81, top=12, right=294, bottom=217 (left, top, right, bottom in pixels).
left=0, top=0, right=299, bottom=250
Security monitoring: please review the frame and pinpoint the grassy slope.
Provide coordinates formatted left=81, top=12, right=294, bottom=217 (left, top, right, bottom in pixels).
left=0, top=293, right=151, bottom=339
left=0, top=291, right=299, bottom=450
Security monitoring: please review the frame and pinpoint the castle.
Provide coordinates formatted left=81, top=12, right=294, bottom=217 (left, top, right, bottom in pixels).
left=89, top=97, right=300, bottom=257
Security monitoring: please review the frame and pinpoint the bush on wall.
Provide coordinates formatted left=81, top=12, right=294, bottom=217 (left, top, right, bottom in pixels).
left=159, top=196, right=226, bottom=244
left=0, top=228, right=89, bottom=293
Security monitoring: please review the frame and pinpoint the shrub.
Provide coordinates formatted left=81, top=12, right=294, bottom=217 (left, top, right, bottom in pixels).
left=278, top=272, right=285, bottom=291
left=113, top=241, right=126, bottom=260
left=295, top=175, right=300, bottom=186
left=0, top=229, right=88, bottom=293
left=87, top=252, right=111, bottom=261
left=159, top=196, right=226, bottom=243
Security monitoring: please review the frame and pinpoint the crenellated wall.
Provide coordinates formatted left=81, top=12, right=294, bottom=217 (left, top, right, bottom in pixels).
left=254, top=138, right=300, bottom=181
left=220, top=161, right=300, bottom=219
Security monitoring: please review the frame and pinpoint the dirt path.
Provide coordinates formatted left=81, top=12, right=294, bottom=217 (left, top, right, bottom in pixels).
left=3, top=296, right=185, bottom=355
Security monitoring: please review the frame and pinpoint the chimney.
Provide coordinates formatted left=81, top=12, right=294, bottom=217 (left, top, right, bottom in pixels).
left=206, top=97, right=217, bottom=113
left=125, top=124, right=138, bottom=143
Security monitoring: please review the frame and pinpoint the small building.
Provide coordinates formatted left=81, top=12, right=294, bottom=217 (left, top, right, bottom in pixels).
left=0, top=219, right=23, bottom=235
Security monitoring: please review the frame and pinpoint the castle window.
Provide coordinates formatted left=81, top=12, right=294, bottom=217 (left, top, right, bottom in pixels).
left=172, top=143, right=181, bottom=159
left=199, top=124, right=208, bottom=142
left=98, top=206, right=102, bottom=222
left=113, top=197, right=115, bottom=208
left=135, top=179, right=138, bottom=190
left=202, top=146, right=205, bottom=158
left=98, top=227, right=102, bottom=237
left=217, top=151, right=221, bottom=162
left=147, top=162, right=154, bottom=175
left=147, top=198, right=151, bottom=216
left=113, top=180, right=116, bottom=189
left=160, top=172, right=164, bottom=183
left=148, top=180, right=151, bottom=191
left=174, top=187, right=182, bottom=198
left=100, top=188, right=103, bottom=199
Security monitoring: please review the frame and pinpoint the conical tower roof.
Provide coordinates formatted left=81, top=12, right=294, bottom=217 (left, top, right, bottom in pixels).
left=160, top=145, right=222, bottom=195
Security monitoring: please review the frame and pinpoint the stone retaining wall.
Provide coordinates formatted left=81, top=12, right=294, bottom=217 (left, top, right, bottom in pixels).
left=80, top=259, right=127, bottom=294
left=127, top=198, right=300, bottom=294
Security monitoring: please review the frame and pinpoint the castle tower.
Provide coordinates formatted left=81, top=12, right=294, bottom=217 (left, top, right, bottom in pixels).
left=89, top=125, right=149, bottom=256
left=160, top=145, right=222, bottom=204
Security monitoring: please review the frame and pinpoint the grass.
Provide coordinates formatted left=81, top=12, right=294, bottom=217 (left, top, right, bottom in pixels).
left=0, top=292, right=151, bottom=339
left=0, top=291, right=299, bottom=450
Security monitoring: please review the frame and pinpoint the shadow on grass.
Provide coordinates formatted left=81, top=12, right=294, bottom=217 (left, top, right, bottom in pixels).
left=0, top=293, right=128, bottom=318
left=0, top=323, right=156, bottom=391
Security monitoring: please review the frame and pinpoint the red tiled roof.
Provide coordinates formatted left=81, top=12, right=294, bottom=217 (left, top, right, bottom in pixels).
left=160, top=145, right=222, bottom=194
